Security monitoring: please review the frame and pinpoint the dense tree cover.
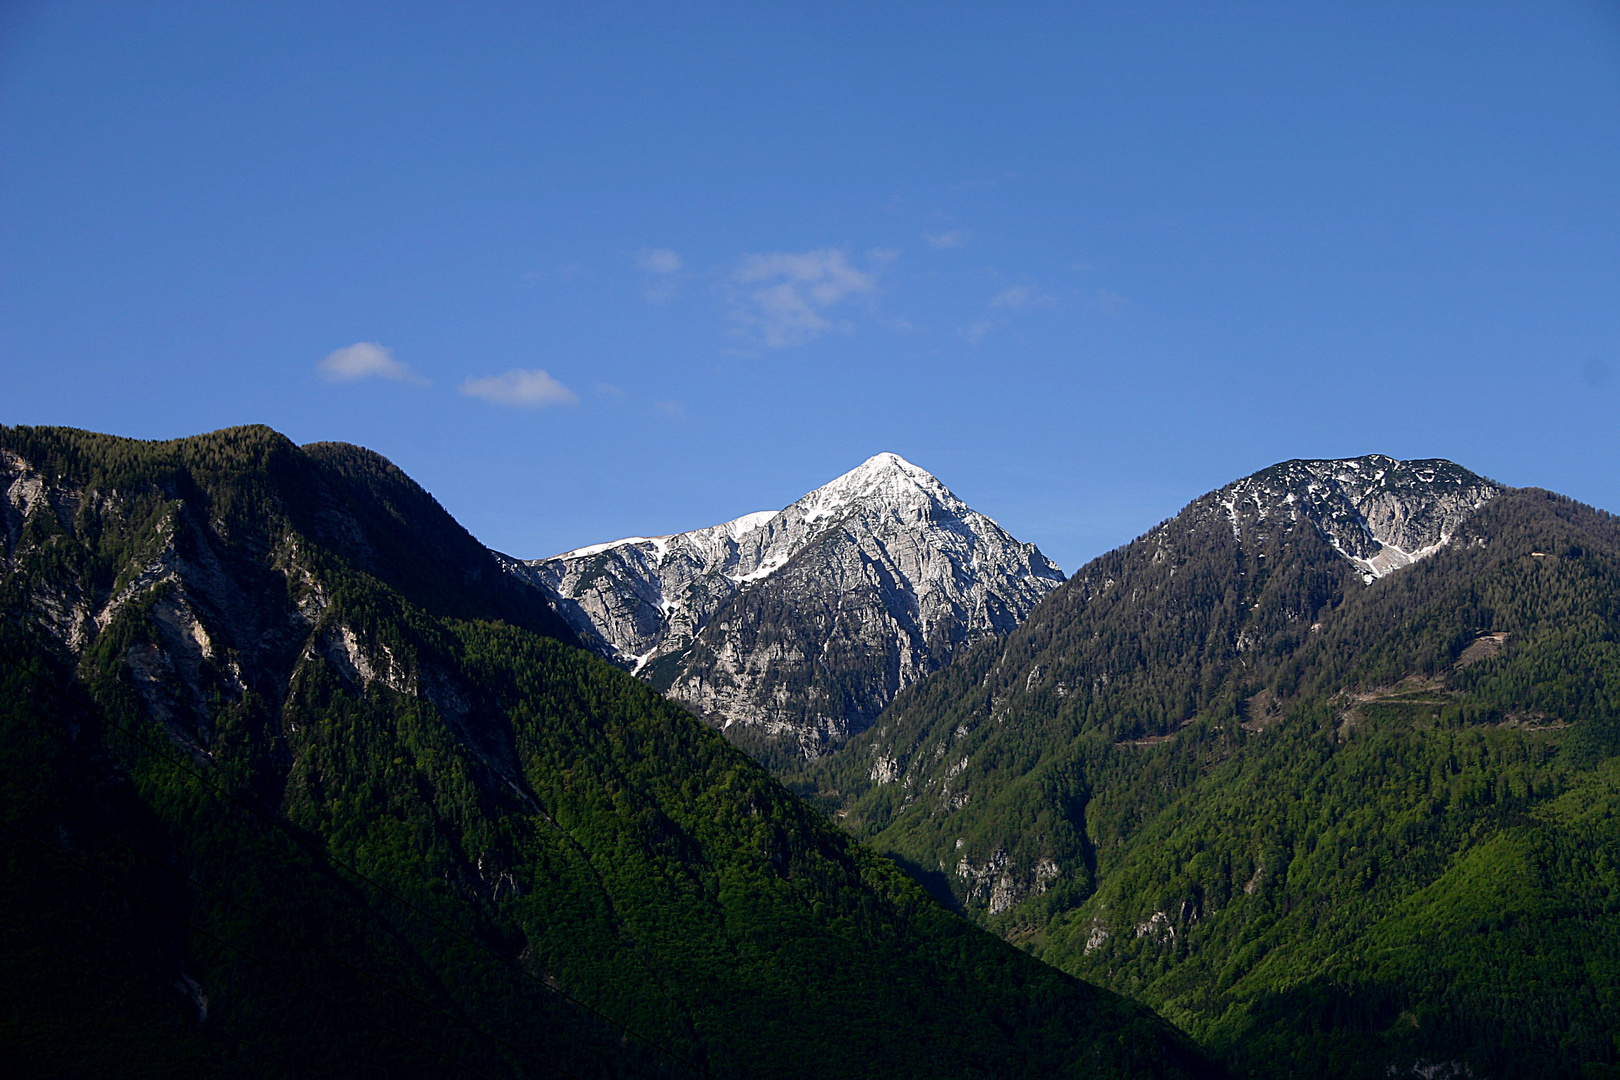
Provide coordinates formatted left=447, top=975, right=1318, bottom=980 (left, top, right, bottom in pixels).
left=801, top=483, right=1620, bottom=1079
left=0, top=425, right=1213, bottom=1079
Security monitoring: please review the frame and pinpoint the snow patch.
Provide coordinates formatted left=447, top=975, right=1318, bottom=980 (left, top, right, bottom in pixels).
left=553, top=535, right=659, bottom=560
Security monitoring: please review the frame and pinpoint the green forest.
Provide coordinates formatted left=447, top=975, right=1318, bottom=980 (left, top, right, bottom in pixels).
left=0, top=424, right=1209, bottom=1079
left=801, top=476, right=1620, bottom=1079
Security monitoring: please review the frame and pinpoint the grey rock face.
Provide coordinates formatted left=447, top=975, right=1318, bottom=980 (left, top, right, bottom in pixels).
left=2, top=447, right=315, bottom=753
left=496, top=508, right=782, bottom=671
left=505, top=453, right=1065, bottom=760
left=2, top=435, right=565, bottom=791
left=1210, top=456, right=1501, bottom=580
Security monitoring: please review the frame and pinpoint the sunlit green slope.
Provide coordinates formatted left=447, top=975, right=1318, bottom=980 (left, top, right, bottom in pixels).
left=804, top=459, right=1620, bottom=1079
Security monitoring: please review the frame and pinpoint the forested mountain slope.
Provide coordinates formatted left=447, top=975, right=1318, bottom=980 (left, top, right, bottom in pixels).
left=504, top=452, right=1064, bottom=765
left=801, top=456, right=1620, bottom=1079
left=0, top=425, right=1212, bottom=1079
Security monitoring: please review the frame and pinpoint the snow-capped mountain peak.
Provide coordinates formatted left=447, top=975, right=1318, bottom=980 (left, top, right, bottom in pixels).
left=793, top=452, right=962, bottom=526
left=830, top=451, right=946, bottom=494
left=501, top=453, right=1065, bottom=757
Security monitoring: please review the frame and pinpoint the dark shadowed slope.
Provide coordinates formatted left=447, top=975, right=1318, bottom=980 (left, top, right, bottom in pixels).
left=0, top=425, right=1214, bottom=1080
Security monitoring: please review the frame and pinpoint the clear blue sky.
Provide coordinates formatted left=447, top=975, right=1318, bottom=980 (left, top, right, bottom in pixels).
left=4, top=2, right=1617, bottom=572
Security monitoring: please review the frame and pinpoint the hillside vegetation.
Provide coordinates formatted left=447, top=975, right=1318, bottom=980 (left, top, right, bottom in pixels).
left=0, top=425, right=1212, bottom=1079
left=802, top=468, right=1620, bottom=1079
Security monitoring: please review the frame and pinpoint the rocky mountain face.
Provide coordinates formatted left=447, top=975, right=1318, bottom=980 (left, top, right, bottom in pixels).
left=504, top=453, right=1066, bottom=762
left=1, top=430, right=575, bottom=745
left=0, top=425, right=1214, bottom=1080
left=1210, top=455, right=1501, bottom=581
left=803, top=455, right=1620, bottom=1078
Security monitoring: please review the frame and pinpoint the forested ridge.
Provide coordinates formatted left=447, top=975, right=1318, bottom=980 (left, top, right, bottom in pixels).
left=800, top=468, right=1620, bottom=1079
left=0, top=425, right=1213, bottom=1079
left=13, top=426, right=1618, bottom=1079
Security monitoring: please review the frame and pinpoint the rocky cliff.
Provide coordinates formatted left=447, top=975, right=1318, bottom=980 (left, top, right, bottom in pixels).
left=1211, top=455, right=1502, bottom=581
left=503, top=453, right=1066, bottom=761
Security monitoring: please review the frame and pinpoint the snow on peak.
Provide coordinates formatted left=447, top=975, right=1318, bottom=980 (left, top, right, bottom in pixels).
left=796, top=452, right=961, bottom=525
left=550, top=454, right=958, bottom=559
left=552, top=535, right=662, bottom=561
left=551, top=509, right=772, bottom=563
left=840, top=452, right=940, bottom=488
left=721, top=510, right=777, bottom=538
left=520, top=451, right=1065, bottom=700
left=1214, top=454, right=1500, bottom=585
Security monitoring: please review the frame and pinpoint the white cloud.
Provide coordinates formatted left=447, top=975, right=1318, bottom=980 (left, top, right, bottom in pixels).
left=459, top=369, right=580, bottom=407
left=655, top=399, right=685, bottom=420
left=635, top=247, right=683, bottom=274
left=317, top=342, right=426, bottom=385
left=635, top=247, right=685, bottom=303
left=923, top=230, right=969, bottom=250
left=729, top=248, right=878, bottom=348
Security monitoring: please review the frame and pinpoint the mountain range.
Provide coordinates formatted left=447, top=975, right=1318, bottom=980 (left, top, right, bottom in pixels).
left=502, top=452, right=1064, bottom=764
left=800, top=454, right=1620, bottom=1078
left=0, top=425, right=1208, bottom=1079
left=7, top=425, right=1619, bottom=1080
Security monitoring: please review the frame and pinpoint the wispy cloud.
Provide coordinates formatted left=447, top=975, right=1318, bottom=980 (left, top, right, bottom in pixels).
left=960, top=279, right=1063, bottom=344
left=634, top=247, right=684, bottom=302
left=655, top=399, right=685, bottom=420
left=460, top=369, right=579, bottom=407
left=635, top=247, right=682, bottom=274
left=317, top=342, right=427, bottom=385
left=923, top=229, right=969, bottom=250
left=729, top=248, right=878, bottom=348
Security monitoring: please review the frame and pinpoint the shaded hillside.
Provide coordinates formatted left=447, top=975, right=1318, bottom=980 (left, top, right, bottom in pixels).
left=0, top=425, right=1213, bottom=1080
left=802, top=458, right=1620, bottom=1079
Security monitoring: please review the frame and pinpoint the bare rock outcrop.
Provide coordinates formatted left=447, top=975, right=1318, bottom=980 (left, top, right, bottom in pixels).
left=504, top=453, right=1065, bottom=760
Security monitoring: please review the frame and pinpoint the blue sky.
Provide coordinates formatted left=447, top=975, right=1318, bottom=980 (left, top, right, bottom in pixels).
left=3, top=2, right=1617, bottom=572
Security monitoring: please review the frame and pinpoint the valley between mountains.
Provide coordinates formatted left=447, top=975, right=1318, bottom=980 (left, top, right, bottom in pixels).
left=5, top=424, right=1619, bottom=1080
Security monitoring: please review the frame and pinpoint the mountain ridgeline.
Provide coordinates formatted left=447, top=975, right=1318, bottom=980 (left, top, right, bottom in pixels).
left=503, top=453, right=1065, bottom=765
left=801, top=455, right=1620, bottom=1079
left=0, top=425, right=1211, bottom=1079
left=9, top=426, right=1619, bottom=1080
